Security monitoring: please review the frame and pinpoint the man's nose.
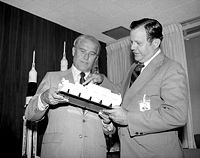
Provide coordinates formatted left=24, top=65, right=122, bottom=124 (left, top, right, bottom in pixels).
left=131, top=43, right=136, bottom=50
left=83, top=53, right=89, bottom=60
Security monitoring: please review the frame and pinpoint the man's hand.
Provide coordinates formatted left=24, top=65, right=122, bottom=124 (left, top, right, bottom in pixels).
left=102, top=107, right=128, bottom=126
left=98, top=110, right=111, bottom=124
left=83, top=73, right=104, bottom=86
left=41, top=87, right=69, bottom=105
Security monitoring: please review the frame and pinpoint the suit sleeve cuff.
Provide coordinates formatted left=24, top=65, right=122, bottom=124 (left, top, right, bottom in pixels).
left=38, top=94, right=49, bottom=111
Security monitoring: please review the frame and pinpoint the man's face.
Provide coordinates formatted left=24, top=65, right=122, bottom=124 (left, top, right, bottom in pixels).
left=130, top=26, right=156, bottom=63
left=72, top=39, right=98, bottom=72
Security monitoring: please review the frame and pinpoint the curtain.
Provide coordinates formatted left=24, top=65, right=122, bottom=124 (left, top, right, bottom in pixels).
left=162, top=23, right=196, bottom=148
left=106, top=37, right=131, bottom=83
left=106, top=23, right=196, bottom=149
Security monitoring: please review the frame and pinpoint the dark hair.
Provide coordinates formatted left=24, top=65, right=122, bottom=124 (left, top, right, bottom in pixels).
left=130, top=18, right=163, bottom=43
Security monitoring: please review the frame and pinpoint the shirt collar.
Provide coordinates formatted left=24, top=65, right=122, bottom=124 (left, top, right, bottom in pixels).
left=142, top=49, right=161, bottom=71
left=71, top=64, right=90, bottom=83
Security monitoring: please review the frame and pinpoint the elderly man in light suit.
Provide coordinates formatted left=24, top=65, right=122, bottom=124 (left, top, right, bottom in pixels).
left=101, top=18, right=188, bottom=158
left=25, top=34, right=119, bottom=158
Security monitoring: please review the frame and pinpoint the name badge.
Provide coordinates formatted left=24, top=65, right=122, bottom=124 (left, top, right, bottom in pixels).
left=139, top=94, right=150, bottom=112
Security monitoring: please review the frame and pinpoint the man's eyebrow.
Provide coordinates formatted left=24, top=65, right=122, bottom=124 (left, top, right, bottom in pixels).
left=79, top=47, right=97, bottom=54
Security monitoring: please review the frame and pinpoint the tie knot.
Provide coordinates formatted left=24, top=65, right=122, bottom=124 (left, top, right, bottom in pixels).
left=135, top=63, right=144, bottom=72
left=80, top=72, right=85, bottom=78
left=80, top=72, right=86, bottom=84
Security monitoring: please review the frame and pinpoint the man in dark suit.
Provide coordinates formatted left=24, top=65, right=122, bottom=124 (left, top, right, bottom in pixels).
left=101, top=18, right=188, bottom=158
left=25, top=34, right=118, bottom=158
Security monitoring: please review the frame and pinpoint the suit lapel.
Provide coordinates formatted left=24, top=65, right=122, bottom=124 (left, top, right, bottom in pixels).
left=123, top=53, right=165, bottom=108
left=59, top=68, right=74, bottom=83
left=121, top=63, right=137, bottom=98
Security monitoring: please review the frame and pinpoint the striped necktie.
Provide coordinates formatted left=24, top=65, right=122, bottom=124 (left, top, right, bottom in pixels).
left=130, top=63, right=144, bottom=86
left=134, top=62, right=144, bottom=76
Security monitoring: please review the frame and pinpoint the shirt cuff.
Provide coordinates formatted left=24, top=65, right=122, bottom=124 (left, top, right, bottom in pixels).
left=38, top=94, right=49, bottom=111
left=102, top=121, right=114, bottom=132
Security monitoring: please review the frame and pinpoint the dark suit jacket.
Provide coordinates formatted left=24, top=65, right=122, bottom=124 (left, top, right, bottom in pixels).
left=25, top=67, right=119, bottom=158
left=116, top=53, right=188, bottom=158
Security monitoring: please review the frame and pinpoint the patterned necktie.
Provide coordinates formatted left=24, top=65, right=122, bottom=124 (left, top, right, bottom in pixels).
left=79, top=72, right=86, bottom=84
left=130, top=62, right=144, bottom=86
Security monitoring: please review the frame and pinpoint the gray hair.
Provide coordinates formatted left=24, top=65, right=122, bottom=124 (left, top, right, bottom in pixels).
left=73, top=34, right=101, bottom=55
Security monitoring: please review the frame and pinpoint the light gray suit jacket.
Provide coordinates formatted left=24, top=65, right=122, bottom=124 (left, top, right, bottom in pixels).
left=114, top=53, right=188, bottom=158
left=25, top=68, right=118, bottom=158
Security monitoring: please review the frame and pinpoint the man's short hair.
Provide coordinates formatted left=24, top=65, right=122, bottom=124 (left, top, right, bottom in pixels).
left=73, top=35, right=101, bottom=55
left=130, top=18, right=163, bottom=43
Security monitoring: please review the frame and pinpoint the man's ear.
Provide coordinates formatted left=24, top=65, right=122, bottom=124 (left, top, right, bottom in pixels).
left=152, top=39, right=161, bottom=49
left=95, top=55, right=99, bottom=62
left=72, top=47, right=75, bottom=56
left=92, top=56, right=99, bottom=68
